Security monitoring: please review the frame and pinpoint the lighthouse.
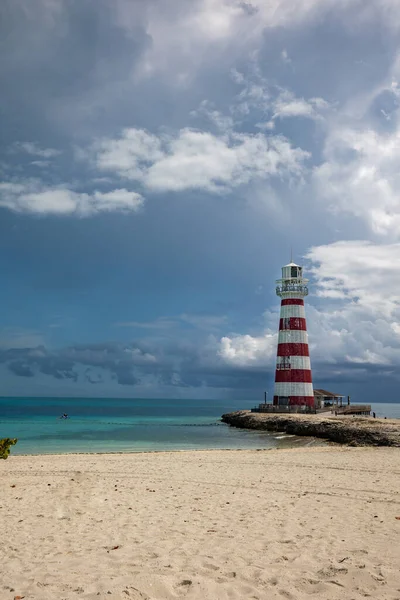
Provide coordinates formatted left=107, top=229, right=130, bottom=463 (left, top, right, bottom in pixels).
left=273, top=261, right=314, bottom=408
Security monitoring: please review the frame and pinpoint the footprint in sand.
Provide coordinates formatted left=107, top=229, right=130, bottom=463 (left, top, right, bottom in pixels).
left=123, top=587, right=151, bottom=599
left=317, top=566, right=348, bottom=578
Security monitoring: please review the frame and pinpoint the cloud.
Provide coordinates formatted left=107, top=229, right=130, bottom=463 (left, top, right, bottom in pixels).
left=93, top=128, right=163, bottom=176
left=30, top=160, right=51, bottom=168
left=189, top=100, right=235, bottom=132
left=0, top=328, right=45, bottom=349
left=90, top=126, right=310, bottom=193
left=314, top=127, right=400, bottom=236
left=306, top=240, right=400, bottom=316
left=116, top=314, right=228, bottom=332
left=120, top=0, right=400, bottom=81
left=281, top=49, right=292, bottom=65
left=229, top=64, right=332, bottom=129
left=218, top=332, right=276, bottom=367
left=8, top=361, right=35, bottom=378
left=0, top=182, right=144, bottom=216
left=12, top=141, right=61, bottom=159
left=180, top=313, right=228, bottom=330
left=272, top=91, right=331, bottom=121
left=0, top=342, right=158, bottom=387
left=115, top=318, right=176, bottom=330
left=0, top=332, right=273, bottom=394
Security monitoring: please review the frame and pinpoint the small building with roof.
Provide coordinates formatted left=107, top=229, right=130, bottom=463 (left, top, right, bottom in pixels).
left=313, top=388, right=345, bottom=410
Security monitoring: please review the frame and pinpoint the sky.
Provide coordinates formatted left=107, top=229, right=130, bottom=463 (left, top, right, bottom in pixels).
left=1, top=0, right=400, bottom=401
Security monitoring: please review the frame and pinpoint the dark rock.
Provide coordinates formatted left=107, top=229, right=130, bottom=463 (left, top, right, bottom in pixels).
left=221, top=411, right=400, bottom=447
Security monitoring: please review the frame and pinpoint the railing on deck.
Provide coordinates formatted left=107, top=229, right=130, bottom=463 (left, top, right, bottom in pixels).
left=252, top=403, right=372, bottom=416
left=334, top=404, right=371, bottom=415
left=252, top=404, right=316, bottom=414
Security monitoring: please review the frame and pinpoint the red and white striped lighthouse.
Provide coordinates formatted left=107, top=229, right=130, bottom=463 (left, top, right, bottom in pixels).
left=273, top=261, right=314, bottom=408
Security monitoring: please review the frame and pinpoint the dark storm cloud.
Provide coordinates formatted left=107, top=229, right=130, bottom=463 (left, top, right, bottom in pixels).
left=0, top=342, right=156, bottom=387
left=111, top=367, right=138, bottom=386
left=39, top=357, right=78, bottom=381
left=8, top=360, right=35, bottom=378
left=0, top=339, right=269, bottom=390
left=0, top=0, right=151, bottom=142
left=0, top=336, right=398, bottom=397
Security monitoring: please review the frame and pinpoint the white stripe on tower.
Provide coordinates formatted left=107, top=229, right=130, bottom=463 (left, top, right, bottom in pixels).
left=279, top=304, right=306, bottom=319
left=274, top=383, right=314, bottom=396
left=276, top=356, right=311, bottom=370
left=278, top=330, right=308, bottom=344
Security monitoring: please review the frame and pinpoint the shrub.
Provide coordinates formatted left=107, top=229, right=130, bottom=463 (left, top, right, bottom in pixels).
left=0, top=438, right=18, bottom=459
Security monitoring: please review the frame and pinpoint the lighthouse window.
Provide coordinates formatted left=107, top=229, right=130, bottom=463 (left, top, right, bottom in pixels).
left=291, top=266, right=298, bottom=278
left=277, top=357, right=291, bottom=370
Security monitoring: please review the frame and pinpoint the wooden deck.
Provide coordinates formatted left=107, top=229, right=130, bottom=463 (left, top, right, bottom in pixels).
left=335, top=404, right=371, bottom=416
left=253, top=403, right=372, bottom=416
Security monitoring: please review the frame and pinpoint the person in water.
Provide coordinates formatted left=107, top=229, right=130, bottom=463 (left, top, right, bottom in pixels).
left=60, top=413, right=69, bottom=419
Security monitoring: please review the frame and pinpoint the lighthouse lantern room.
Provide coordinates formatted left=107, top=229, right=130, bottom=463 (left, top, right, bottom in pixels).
left=273, top=261, right=314, bottom=408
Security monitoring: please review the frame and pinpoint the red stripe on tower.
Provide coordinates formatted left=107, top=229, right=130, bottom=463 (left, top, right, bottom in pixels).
left=273, top=395, right=314, bottom=407
left=277, top=343, right=310, bottom=357
left=279, top=317, right=307, bottom=331
left=274, top=369, right=313, bottom=383
left=273, top=261, right=314, bottom=409
left=281, top=299, right=304, bottom=306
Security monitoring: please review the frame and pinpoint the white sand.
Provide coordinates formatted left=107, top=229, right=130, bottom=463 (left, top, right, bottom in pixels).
left=1, top=447, right=399, bottom=599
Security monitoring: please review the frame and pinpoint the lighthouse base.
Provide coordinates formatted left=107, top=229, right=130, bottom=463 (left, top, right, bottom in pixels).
left=273, top=395, right=314, bottom=408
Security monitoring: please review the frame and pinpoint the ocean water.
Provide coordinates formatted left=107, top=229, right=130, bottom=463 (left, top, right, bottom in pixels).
left=0, top=397, right=398, bottom=456
left=0, top=396, right=303, bottom=455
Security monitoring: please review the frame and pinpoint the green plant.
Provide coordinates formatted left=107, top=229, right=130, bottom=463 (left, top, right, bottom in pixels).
left=0, top=438, right=18, bottom=459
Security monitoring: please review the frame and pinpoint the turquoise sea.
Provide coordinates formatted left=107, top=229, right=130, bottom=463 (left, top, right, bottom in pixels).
left=0, top=397, right=399, bottom=455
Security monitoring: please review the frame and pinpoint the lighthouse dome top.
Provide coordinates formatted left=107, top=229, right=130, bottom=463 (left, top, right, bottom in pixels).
left=280, top=262, right=304, bottom=281
left=276, top=259, right=309, bottom=298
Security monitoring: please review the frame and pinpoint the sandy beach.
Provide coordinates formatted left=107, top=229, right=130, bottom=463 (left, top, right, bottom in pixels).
left=1, top=447, right=399, bottom=600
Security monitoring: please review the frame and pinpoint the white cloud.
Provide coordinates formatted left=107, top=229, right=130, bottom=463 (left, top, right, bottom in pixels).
left=281, top=49, right=292, bottom=65
left=119, top=0, right=400, bottom=81
left=123, top=0, right=250, bottom=80
left=12, top=141, right=61, bottom=159
left=218, top=332, right=277, bottom=367
left=124, top=348, right=157, bottom=364
left=306, top=240, right=400, bottom=317
left=93, top=129, right=163, bottom=177
left=314, top=127, right=400, bottom=236
left=90, top=189, right=144, bottom=213
left=231, top=66, right=332, bottom=124
left=145, top=130, right=308, bottom=192
left=303, top=239, right=400, bottom=368
left=255, top=121, right=275, bottom=131
left=190, top=100, right=235, bottom=132
left=91, top=127, right=310, bottom=193
left=272, top=91, right=330, bottom=121
left=30, top=160, right=51, bottom=168
left=0, top=181, right=144, bottom=216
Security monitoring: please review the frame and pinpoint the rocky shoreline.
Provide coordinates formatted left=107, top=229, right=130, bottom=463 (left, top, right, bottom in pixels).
left=221, top=410, right=400, bottom=447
